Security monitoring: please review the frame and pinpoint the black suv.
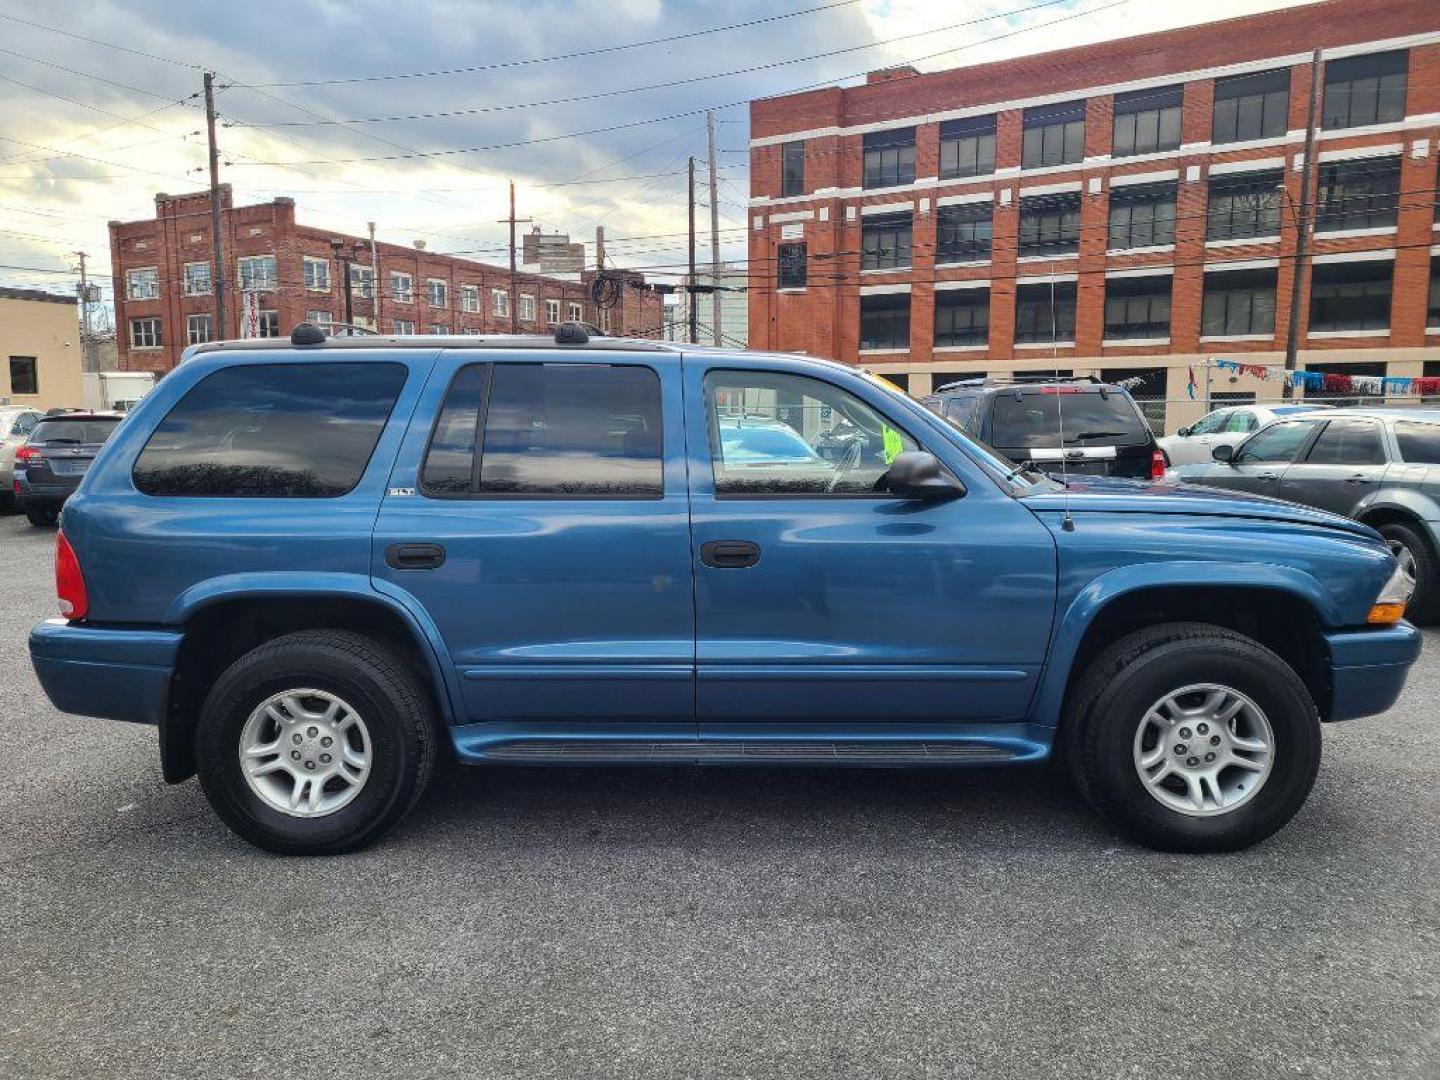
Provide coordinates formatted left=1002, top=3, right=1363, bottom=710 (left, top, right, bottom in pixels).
left=919, top=377, right=1166, bottom=479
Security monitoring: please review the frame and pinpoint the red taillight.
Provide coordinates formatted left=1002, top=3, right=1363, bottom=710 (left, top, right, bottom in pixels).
left=15, top=445, right=39, bottom=465
left=55, top=530, right=88, bottom=621
left=1150, top=449, right=1168, bottom=479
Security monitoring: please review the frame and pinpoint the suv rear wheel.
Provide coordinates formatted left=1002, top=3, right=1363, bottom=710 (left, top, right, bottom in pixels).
left=194, top=630, right=437, bottom=855
left=1065, top=622, right=1321, bottom=852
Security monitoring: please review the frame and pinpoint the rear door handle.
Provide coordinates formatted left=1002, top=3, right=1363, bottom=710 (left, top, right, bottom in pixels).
left=1345, top=474, right=1373, bottom=485
left=700, top=540, right=761, bottom=569
left=385, top=543, right=446, bottom=570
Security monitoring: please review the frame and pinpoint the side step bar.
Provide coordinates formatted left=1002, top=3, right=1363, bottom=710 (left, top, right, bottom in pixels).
left=483, top=740, right=1019, bottom=764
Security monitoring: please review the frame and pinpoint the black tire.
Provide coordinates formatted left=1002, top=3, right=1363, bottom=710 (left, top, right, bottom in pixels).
left=194, top=630, right=438, bottom=855
left=1064, top=622, right=1321, bottom=853
left=24, top=506, right=57, bottom=527
left=1377, top=521, right=1439, bottom=625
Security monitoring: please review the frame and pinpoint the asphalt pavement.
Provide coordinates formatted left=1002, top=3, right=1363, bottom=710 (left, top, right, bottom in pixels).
left=1, top=510, right=1437, bottom=1079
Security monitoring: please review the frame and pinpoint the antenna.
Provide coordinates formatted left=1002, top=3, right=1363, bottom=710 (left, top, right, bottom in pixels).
left=1050, top=273, right=1074, bottom=532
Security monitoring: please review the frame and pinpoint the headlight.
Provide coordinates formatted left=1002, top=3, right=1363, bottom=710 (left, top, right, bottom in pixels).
left=1367, top=553, right=1416, bottom=625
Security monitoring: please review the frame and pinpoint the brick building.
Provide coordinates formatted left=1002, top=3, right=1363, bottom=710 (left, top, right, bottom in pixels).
left=110, top=188, right=664, bottom=372
left=748, top=0, right=1440, bottom=428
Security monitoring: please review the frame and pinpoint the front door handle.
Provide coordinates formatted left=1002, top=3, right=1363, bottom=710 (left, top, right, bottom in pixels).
left=386, top=542, right=446, bottom=570
left=700, top=540, right=761, bottom=569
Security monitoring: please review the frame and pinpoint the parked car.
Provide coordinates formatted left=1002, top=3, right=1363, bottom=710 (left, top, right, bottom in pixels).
left=14, top=412, right=123, bottom=526
left=1177, top=407, right=1440, bottom=622
left=1158, top=403, right=1333, bottom=466
left=29, top=326, right=1419, bottom=855
left=919, top=377, right=1167, bottom=479
left=0, top=406, right=44, bottom=509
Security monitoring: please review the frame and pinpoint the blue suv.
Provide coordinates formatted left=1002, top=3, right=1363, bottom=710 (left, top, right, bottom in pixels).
left=29, top=326, right=1420, bottom=855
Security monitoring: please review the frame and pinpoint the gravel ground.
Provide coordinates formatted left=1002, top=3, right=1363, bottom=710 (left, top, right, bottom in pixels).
left=1, top=511, right=1437, bottom=1079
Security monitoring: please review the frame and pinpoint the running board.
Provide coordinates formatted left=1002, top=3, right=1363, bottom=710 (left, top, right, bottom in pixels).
left=482, top=740, right=1019, bottom=764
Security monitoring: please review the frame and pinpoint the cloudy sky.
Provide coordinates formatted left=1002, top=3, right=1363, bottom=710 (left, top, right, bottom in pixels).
left=0, top=0, right=1314, bottom=306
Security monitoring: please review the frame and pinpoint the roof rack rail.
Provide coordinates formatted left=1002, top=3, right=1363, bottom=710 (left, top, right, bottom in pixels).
left=933, top=374, right=1101, bottom=393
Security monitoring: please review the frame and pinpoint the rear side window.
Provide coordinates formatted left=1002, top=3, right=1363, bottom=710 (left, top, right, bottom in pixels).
left=990, top=390, right=1149, bottom=449
left=1394, top=422, right=1440, bottom=464
left=420, top=362, right=663, bottom=498
left=1236, top=420, right=1316, bottom=464
left=31, top=418, right=120, bottom=444
left=1304, top=418, right=1386, bottom=466
left=943, top=396, right=979, bottom=432
left=133, top=362, right=406, bottom=497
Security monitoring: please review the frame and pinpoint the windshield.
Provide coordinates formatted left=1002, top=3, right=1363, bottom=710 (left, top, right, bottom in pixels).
left=991, top=390, right=1150, bottom=449
left=31, top=419, right=120, bottom=444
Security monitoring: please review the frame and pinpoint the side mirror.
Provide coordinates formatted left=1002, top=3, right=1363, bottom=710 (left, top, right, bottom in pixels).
left=1177, top=426, right=1190, bottom=437
left=1211, top=444, right=1235, bottom=463
left=884, top=451, right=965, bottom=500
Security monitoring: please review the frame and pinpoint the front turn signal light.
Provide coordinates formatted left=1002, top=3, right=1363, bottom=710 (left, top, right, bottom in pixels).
left=1367, top=602, right=1406, bottom=625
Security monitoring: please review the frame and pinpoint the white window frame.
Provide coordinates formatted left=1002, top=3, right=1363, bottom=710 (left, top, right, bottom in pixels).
left=491, top=289, right=509, bottom=317
left=181, top=261, right=211, bottom=297
left=567, top=301, right=583, bottom=321
left=430, top=323, right=449, bottom=335
left=544, top=298, right=561, bottom=325
left=519, top=294, right=537, bottom=322
left=302, top=255, right=331, bottom=292
left=349, top=264, right=375, bottom=299
left=460, top=284, right=480, bottom=313
left=185, top=313, right=212, bottom=345
left=426, top=278, right=448, bottom=308
left=390, top=271, right=414, bottom=303
left=237, top=254, right=277, bottom=292
left=393, top=318, right=416, bottom=334
left=126, top=267, right=159, bottom=300
left=255, top=309, right=280, bottom=339
left=352, top=314, right=377, bottom=332
left=306, top=309, right=333, bottom=330
left=130, top=316, right=162, bottom=348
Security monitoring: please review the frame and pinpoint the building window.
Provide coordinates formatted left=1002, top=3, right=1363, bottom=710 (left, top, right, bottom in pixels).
left=859, top=293, right=910, bottom=350
left=305, top=310, right=332, bottom=331
left=182, top=261, right=211, bottom=296
left=186, top=313, right=213, bottom=345
left=427, top=278, right=447, bottom=307
left=237, top=255, right=277, bottom=292
left=492, top=289, right=509, bottom=317
left=257, top=310, right=280, bottom=338
left=1103, top=275, right=1172, bottom=340
left=1323, top=50, right=1408, bottom=130
left=390, top=271, right=413, bottom=303
left=349, top=264, right=374, bottom=299
left=352, top=315, right=376, bottom=332
left=1315, top=156, right=1401, bottom=232
left=430, top=324, right=448, bottom=335
left=519, top=294, right=536, bottom=322
left=130, top=317, right=162, bottom=348
left=781, top=141, right=805, bottom=197
left=568, top=301, right=583, bottom=321
left=545, top=298, right=561, bottom=325
left=599, top=308, right=611, bottom=333
left=776, top=242, right=807, bottom=288
left=934, top=290, right=989, bottom=347
left=1107, top=182, right=1176, bottom=250
left=939, top=115, right=995, bottom=180
left=302, top=255, right=330, bottom=292
left=1206, top=170, right=1283, bottom=241
left=1202, top=268, right=1278, bottom=336
left=1212, top=68, right=1290, bottom=144
left=8, top=356, right=38, bottom=395
left=862, top=128, right=916, bottom=189
left=1309, top=261, right=1393, bottom=332
left=1429, top=258, right=1440, bottom=329
left=1112, top=85, right=1181, bottom=158
left=861, top=212, right=912, bottom=271
left=935, top=202, right=992, bottom=263
left=126, top=267, right=159, bottom=300
left=393, top=318, right=415, bottom=334
left=1022, top=100, right=1085, bottom=169
left=1014, top=281, right=1077, bottom=344
left=1018, top=192, right=1081, bottom=256
left=460, top=285, right=480, bottom=313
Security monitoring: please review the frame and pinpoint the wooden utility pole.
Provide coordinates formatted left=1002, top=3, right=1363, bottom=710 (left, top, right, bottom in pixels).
left=687, top=156, right=697, bottom=345
left=368, top=221, right=380, bottom=331
left=706, top=110, right=721, bottom=346
left=595, top=225, right=605, bottom=271
left=1282, top=47, right=1322, bottom=399
left=74, top=250, right=92, bottom=370
left=496, top=182, right=531, bottom=334
left=203, top=72, right=227, bottom=340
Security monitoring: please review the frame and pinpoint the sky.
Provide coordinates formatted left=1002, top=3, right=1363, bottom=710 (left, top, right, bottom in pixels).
left=0, top=0, right=1316, bottom=308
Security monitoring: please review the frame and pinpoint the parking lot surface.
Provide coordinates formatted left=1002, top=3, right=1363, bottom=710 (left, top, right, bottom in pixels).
left=1, top=510, right=1437, bottom=1079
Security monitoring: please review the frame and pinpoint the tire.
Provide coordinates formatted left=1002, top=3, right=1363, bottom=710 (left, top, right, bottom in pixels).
left=1377, top=521, right=1439, bottom=625
left=194, top=630, right=438, bottom=855
left=24, top=506, right=57, bottom=527
left=1064, top=622, right=1321, bottom=853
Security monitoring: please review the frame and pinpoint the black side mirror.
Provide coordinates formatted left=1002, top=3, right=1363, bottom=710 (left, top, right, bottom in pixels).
left=1177, top=426, right=1190, bottom=437
left=1211, top=444, right=1235, bottom=463
left=884, top=451, right=965, bottom=500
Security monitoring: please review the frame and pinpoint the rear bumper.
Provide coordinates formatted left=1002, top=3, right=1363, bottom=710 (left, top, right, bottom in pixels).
left=15, top=476, right=76, bottom=509
left=1325, top=622, right=1423, bottom=722
left=29, top=619, right=181, bottom=726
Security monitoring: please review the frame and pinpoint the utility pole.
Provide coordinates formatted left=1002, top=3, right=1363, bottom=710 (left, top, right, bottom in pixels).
left=74, top=250, right=92, bottom=370
left=203, top=72, right=227, bottom=341
left=496, top=182, right=531, bottom=334
left=368, top=221, right=379, bottom=332
left=595, top=225, right=605, bottom=271
left=1282, top=47, right=1322, bottom=399
left=706, top=110, right=722, bottom=347
left=687, top=156, right=698, bottom=345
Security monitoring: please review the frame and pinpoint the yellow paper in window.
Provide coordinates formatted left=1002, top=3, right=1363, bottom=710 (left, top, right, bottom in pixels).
left=882, top=425, right=904, bottom=464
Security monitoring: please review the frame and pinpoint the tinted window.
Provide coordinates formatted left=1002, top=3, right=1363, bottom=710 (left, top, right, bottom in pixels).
left=1304, top=418, right=1386, bottom=465
left=943, top=396, right=980, bottom=432
left=1188, top=410, right=1231, bottom=436
left=478, top=364, right=662, bottom=497
left=421, top=365, right=485, bottom=494
left=133, top=363, right=405, bottom=498
left=32, top=418, right=120, bottom=444
left=1212, top=68, right=1290, bottom=144
left=990, top=390, right=1149, bottom=449
left=1395, top=422, right=1440, bottom=464
left=1236, top=420, right=1316, bottom=464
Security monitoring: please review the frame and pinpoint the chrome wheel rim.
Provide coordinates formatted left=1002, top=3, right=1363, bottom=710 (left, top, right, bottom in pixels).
left=238, top=689, right=371, bottom=818
left=1132, top=683, right=1274, bottom=817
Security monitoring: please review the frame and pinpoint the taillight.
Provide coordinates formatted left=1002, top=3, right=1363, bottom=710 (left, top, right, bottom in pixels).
left=15, top=445, right=38, bottom=466
left=55, top=530, right=88, bottom=621
left=1150, top=449, right=1168, bottom=479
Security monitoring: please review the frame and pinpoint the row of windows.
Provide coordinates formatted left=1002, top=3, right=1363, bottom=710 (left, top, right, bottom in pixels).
left=778, top=49, right=1412, bottom=195
left=857, top=258, right=1435, bottom=350
left=838, top=156, right=1418, bottom=272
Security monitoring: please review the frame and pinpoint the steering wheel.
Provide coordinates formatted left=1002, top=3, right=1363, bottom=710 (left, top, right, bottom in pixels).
left=825, top=439, right=864, bottom=494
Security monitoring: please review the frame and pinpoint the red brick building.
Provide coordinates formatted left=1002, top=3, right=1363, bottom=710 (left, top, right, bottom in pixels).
left=748, top=0, right=1440, bottom=426
left=110, top=187, right=663, bottom=372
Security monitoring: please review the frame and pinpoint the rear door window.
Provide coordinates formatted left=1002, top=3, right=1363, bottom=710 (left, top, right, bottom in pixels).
left=990, top=389, right=1149, bottom=448
left=1303, top=418, right=1386, bottom=465
left=1235, top=420, right=1317, bottom=463
left=133, top=362, right=407, bottom=497
left=1394, top=422, right=1440, bottom=464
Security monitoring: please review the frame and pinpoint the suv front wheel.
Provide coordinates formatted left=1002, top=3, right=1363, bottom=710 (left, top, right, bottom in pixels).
left=1065, top=623, right=1321, bottom=853
left=194, top=630, right=438, bottom=855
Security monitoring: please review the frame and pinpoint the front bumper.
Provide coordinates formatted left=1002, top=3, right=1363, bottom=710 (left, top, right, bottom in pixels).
left=29, top=619, right=181, bottom=725
left=1325, top=622, right=1423, bottom=722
